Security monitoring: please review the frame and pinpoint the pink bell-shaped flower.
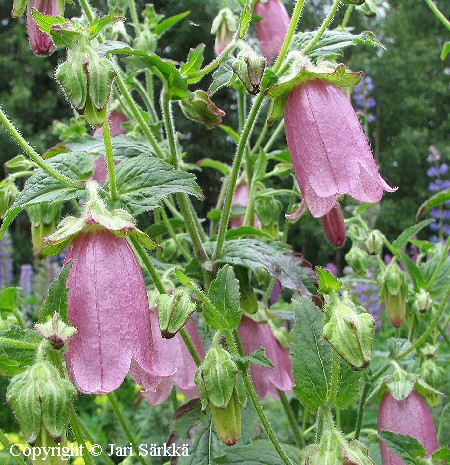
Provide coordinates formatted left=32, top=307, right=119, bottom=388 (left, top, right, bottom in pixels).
left=284, top=80, right=396, bottom=218
left=130, top=312, right=205, bottom=404
left=238, top=317, right=292, bottom=399
left=27, top=0, right=61, bottom=56
left=320, top=204, right=346, bottom=247
left=230, top=182, right=261, bottom=229
left=64, top=229, right=171, bottom=394
left=254, top=0, right=290, bottom=62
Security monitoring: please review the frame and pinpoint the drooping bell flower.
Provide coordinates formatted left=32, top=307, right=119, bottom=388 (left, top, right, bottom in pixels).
left=378, top=390, right=438, bottom=465
left=284, top=80, right=396, bottom=219
left=27, top=0, right=62, bottom=56
left=230, top=182, right=261, bottom=229
left=254, top=0, right=290, bottom=62
left=211, top=8, right=237, bottom=56
left=320, top=204, right=346, bottom=247
left=92, top=111, right=127, bottom=185
left=64, top=229, right=171, bottom=394
left=238, top=317, right=292, bottom=399
left=129, top=312, right=205, bottom=404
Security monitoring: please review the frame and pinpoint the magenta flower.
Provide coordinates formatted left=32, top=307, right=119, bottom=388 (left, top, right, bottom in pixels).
left=320, top=204, right=346, bottom=247
left=238, top=317, right=292, bottom=399
left=254, top=0, right=290, bottom=62
left=27, top=0, right=61, bottom=56
left=284, top=80, right=396, bottom=218
left=230, top=182, right=261, bottom=229
left=130, top=312, right=205, bottom=404
left=64, top=229, right=171, bottom=394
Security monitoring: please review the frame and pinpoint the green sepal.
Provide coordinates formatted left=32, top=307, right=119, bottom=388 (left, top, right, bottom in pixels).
left=211, top=389, right=242, bottom=446
left=55, top=56, right=88, bottom=112
left=156, top=290, right=196, bottom=338
left=86, top=56, right=117, bottom=110
left=232, top=46, right=266, bottom=95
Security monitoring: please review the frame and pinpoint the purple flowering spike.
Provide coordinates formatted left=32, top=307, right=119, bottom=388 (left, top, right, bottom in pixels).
left=284, top=80, right=396, bottom=218
left=64, top=230, right=167, bottom=394
left=238, top=317, right=292, bottom=399
left=130, top=313, right=205, bottom=404
left=27, top=0, right=60, bottom=56
left=254, top=0, right=290, bottom=62
left=378, top=391, right=438, bottom=465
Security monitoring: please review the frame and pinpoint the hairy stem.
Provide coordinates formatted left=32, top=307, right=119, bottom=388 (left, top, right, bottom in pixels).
left=102, top=118, right=118, bottom=200
left=277, top=390, right=305, bottom=447
left=423, top=0, right=450, bottom=30
left=69, top=408, right=93, bottom=465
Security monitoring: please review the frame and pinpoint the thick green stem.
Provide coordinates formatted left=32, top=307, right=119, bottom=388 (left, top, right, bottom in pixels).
left=0, top=428, right=30, bottom=465
left=160, top=208, right=191, bottom=260
left=0, top=109, right=82, bottom=189
left=277, top=390, right=305, bottom=447
left=180, top=328, right=202, bottom=366
left=79, top=0, right=94, bottom=21
left=273, top=0, right=306, bottom=73
left=190, top=40, right=238, bottom=81
left=69, top=408, right=93, bottom=465
left=354, top=381, right=370, bottom=440
left=128, top=0, right=140, bottom=29
left=79, top=421, right=116, bottom=465
left=214, top=92, right=265, bottom=260
left=302, top=0, right=341, bottom=55
left=102, top=118, right=118, bottom=201
left=108, top=392, right=148, bottom=465
left=263, top=119, right=285, bottom=153
left=340, top=4, right=354, bottom=30
left=423, top=0, right=450, bottom=30
left=394, top=283, right=450, bottom=360
left=133, top=77, right=158, bottom=124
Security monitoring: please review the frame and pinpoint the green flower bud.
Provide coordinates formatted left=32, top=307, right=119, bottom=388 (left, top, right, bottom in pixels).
left=7, top=360, right=77, bottom=445
left=345, top=246, right=368, bottom=275
left=156, top=289, right=196, bottom=339
left=232, top=46, right=266, bottom=95
left=180, top=90, right=226, bottom=128
left=32, top=429, right=68, bottom=465
left=323, top=294, right=375, bottom=370
left=27, top=203, right=61, bottom=254
left=356, top=0, right=377, bottom=17
left=134, top=28, right=157, bottom=54
left=414, top=289, right=433, bottom=313
left=0, top=178, right=19, bottom=218
left=4, top=154, right=37, bottom=174
left=364, top=229, right=384, bottom=255
left=107, top=0, right=128, bottom=15
left=162, top=238, right=180, bottom=262
left=234, top=266, right=258, bottom=315
left=211, top=389, right=242, bottom=446
left=378, top=261, right=408, bottom=327
left=255, top=197, right=282, bottom=238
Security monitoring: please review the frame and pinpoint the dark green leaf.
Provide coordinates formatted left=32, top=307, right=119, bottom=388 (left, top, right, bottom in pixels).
left=181, top=44, right=205, bottom=77
left=39, top=263, right=73, bottom=323
left=290, top=297, right=331, bottom=412
left=392, top=219, right=433, bottom=250
left=87, top=15, right=124, bottom=40
left=233, top=348, right=274, bottom=369
left=0, top=287, right=21, bottom=313
left=378, top=431, right=426, bottom=465
left=206, top=265, right=241, bottom=329
left=0, top=152, right=90, bottom=238
left=224, top=226, right=271, bottom=240
left=153, top=11, right=191, bottom=37
left=335, top=360, right=362, bottom=409
left=145, top=217, right=185, bottom=238
left=110, top=154, right=202, bottom=215
left=420, top=254, right=450, bottom=299
left=416, top=189, right=450, bottom=220
left=209, top=59, right=235, bottom=96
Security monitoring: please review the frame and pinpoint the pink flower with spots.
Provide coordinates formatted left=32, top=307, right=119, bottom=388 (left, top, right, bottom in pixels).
left=27, top=0, right=61, bottom=56
left=284, top=80, right=396, bottom=218
left=254, top=0, right=290, bottom=62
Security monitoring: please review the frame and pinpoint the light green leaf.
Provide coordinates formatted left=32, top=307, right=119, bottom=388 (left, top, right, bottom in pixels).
left=209, top=59, right=235, bottom=96
left=238, top=6, right=252, bottom=39
left=378, top=431, right=426, bottom=465
left=153, top=11, right=191, bottom=37
left=316, top=266, right=342, bottom=294
left=392, top=219, right=433, bottom=250
left=416, top=189, right=450, bottom=220
left=87, top=15, right=124, bottom=40
left=181, top=44, right=205, bottom=78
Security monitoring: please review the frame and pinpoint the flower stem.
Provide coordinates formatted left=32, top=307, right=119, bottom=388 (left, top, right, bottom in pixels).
left=214, top=92, right=266, bottom=260
left=128, top=0, right=140, bottom=29
left=79, top=0, right=94, bottom=21
left=277, top=390, right=305, bottom=447
left=107, top=392, right=148, bottom=465
left=0, top=108, right=82, bottom=189
left=180, top=328, right=202, bottom=366
left=102, top=118, right=118, bottom=201
left=302, top=0, right=341, bottom=55
left=0, top=428, right=30, bottom=465
left=354, top=381, right=370, bottom=440
left=273, top=0, right=306, bottom=73
left=423, top=0, right=450, bottom=30
left=190, top=40, right=238, bottom=81
left=340, top=4, right=354, bottom=30
left=79, top=421, right=116, bottom=465
left=69, top=407, right=93, bottom=465
left=263, top=119, right=285, bottom=153
left=160, top=207, right=191, bottom=261
left=394, top=283, right=450, bottom=360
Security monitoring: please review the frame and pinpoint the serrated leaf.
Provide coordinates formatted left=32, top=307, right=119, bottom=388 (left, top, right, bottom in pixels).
left=181, top=44, right=205, bottom=77
left=378, top=431, right=426, bottom=465
left=153, top=10, right=190, bottom=37
left=335, top=359, right=362, bottom=409
left=392, top=219, right=433, bottom=250
left=290, top=297, right=331, bottom=412
left=233, top=348, right=274, bottom=369
left=420, top=254, right=450, bottom=299
left=31, top=9, right=66, bottom=34
left=209, top=59, right=235, bottom=96
left=39, top=263, right=73, bottom=323
left=109, top=154, right=202, bottom=215
left=238, top=6, right=252, bottom=39
left=0, top=153, right=90, bottom=239
left=206, top=265, right=241, bottom=330
left=316, top=267, right=342, bottom=294
left=87, top=15, right=124, bottom=40
left=0, top=287, right=21, bottom=313
left=433, top=448, right=450, bottom=462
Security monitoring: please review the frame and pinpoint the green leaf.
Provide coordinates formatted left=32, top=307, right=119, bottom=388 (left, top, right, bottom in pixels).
left=39, top=263, right=73, bottom=324
left=416, top=189, right=450, bottom=220
left=433, top=448, right=450, bottom=463
left=233, top=348, right=274, bottom=369
left=378, top=431, right=426, bottom=465
left=238, top=6, right=252, bottom=39
left=153, top=10, right=191, bottom=37
left=87, top=15, right=124, bottom=40
left=181, top=44, right=205, bottom=78
left=290, top=297, right=331, bottom=412
left=50, top=23, right=84, bottom=48
left=441, top=41, right=450, bottom=60
left=197, top=158, right=231, bottom=176
left=392, top=219, right=433, bottom=250
left=209, top=59, right=235, bottom=96
left=146, top=217, right=185, bottom=238
left=335, top=360, right=362, bottom=409
left=206, top=265, right=241, bottom=330
left=213, top=440, right=301, bottom=465
left=110, top=154, right=202, bottom=215
left=224, top=226, right=271, bottom=240
left=218, top=124, right=240, bottom=144
left=420, top=253, right=450, bottom=300
left=0, top=325, right=41, bottom=376
left=0, top=287, right=21, bottom=313
left=31, top=9, right=66, bottom=34
left=0, top=152, right=90, bottom=239
left=316, top=267, right=342, bottom=294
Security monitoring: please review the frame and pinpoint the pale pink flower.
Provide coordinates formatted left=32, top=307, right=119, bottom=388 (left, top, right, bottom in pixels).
left=130, top=313, right=205, bottom=404
left=230, top=182, right=261, bottom=229
left=284, top=80, right=396, bottom=218
left=27, top=0, right=60, bottom=56
left=238, top=317, right=292, bottom=399
left=254, top=0, right=290, bottom=62
left=64, top=230, right=171, bottom=394
left=320, top=204, right=346, bottom=247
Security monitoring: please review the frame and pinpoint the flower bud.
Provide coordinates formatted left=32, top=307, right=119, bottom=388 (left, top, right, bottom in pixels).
left=156, top=290, right=196, bottom=339
left=134, top=27, right=157, bottom=54
left=378, top=390, right=438, bottom=465
left=378, top=262, right=408, bottom=327
left=323, top=294, right=375, bottom=370
left=107, top=0, right=128, bottom=15
left=356, top=0, right=377, bottom=17
left=7, top=360, right=77, bottom=445
left=320, top=204, right=346, bottom=247
left=211, top=8, right=237, bottom=56
left=27, top=203, right=61, bottom=254
left=0, top=178, right=19, bottom=218
left=414, top=288, right=433, bottom=313
left=35, top=313, right=77, bottom=350
left=345, top=246, right=368, bottom=275
left=364, top=229, right=384, bottom=255
left=255, top=197, right=282, bottom=238
left=419, top=359, right=444, bottom=407
left=211, top=389, right=242, bottom=446
left=180, top=90, right=226, bottom=128
left=232, top=46, right=266, bottom=95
